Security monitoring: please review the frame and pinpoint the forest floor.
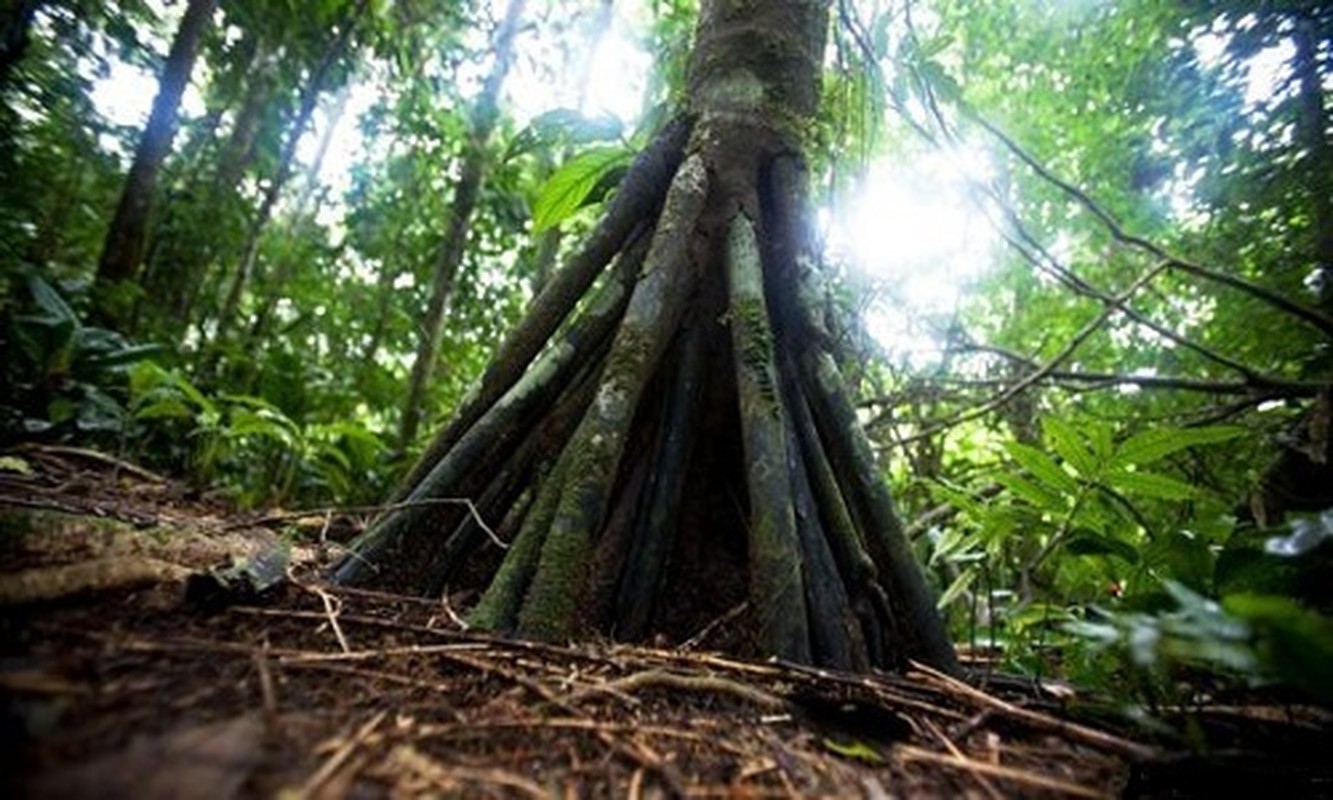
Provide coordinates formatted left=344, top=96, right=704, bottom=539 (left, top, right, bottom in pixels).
left=1, top=447, right=1329, bottom=799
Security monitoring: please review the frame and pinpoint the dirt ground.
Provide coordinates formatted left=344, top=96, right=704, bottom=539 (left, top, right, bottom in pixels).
left=2, top=445, right=1329, bottom=798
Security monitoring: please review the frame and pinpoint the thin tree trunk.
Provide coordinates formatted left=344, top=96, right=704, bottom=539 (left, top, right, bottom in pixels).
left=0, top=0, right=41, bottom=93
left=243, top=83, right=353, bottom=354
left=360, top=260, right=404, bottom=373
left=1293, top=13, right=1332, bottom=314
left=213, top=37, right=273, bottom=198
left=210, top=0, right=366, bottom=352
left=136, top=35, right=269, bottom=334
left=94, top=0, right=218, bottom=316
left=397, top=0, right=528, bottom=450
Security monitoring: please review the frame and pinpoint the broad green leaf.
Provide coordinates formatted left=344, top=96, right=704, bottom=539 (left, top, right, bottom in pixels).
left=995, top=472, right=1067, bottom=513
left=929, top=525, right=964, bottom=565
left=82, top=342, right=164, bottom=369
left=172, top=371, right=216, bottom=416
left=225, top=408, right=297, bottom=445
left=1065, top=530, right=1140, bottom=564
left=1043, top=417, right=1098, bottom=477
left=28, top=275, right=79, bottom=328
left=1005, top=441, right=1079, bottom=493
left=1104, top=469, right=1196, bottom=500
left=1006, top=602, right=1078, bottom=631
left=133, top=397, right=195, bottom=421
left=507, top=109, right=623, bottom=159
left=916, top=34, right=955, bottom=59
left=1222, top=593, right=1333, bottom=702
left=1086, top=421, right=1115, bottom=462
left=1110, top=425, right=1244, bottom=469
left=929, top=480, right=989, bottom=520
left=917, top=59, right=962, bottom=104
left=532, top=146, right=631, bottom=232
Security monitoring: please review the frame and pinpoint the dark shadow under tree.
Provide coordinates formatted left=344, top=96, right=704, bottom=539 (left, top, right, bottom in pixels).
left=334, top=0, right=958, bottom=674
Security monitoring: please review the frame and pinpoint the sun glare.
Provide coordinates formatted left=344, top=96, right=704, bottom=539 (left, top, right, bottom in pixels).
left=581, top=18, right=653, bottom=123
left=829, top=149, right=998, bottom=362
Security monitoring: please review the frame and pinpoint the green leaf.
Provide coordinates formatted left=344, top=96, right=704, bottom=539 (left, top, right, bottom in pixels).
left=1222, top=593, right=1333, bottom=702
left=1104, top=469, right=1196, bottom=500
left=0, top=456, right=33, bottom=476
left=995, top=472, right=1067, bottom=513
left=930, top=480, right=989, bottom=520
left=507, top=109, right=623, bottom=159
left=917, top=59, right=962, bottom=104
left=82, top=342, right=164, bottom=369
left=531, top=146, right=631, bottom=232
left=1043, top=417, right=1099, bottom=477
left=821, top=738, right=884, bottom=763
left=1110, top=425, right=1244, bottom=469
left=1005, top=441, right=1079, bottom=493
left=938, top=566, right=979, bottom=609
left=916, top=34, right=954, bottom=59
left=225, top=408, right=297, bottom=445
left=28, top=275, right=79, bottom=328
left=133, top=397, right=195, bottom=421
left=1065, top=530, right=1140, bottom=564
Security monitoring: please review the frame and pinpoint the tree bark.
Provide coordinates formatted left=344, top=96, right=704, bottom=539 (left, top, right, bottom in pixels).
left=95, top=0, right=218, bottom=309
left=337, top=0, right=958, bottom=674
left=137, top=33, right=270, bottom=333
left=1293, top=12, right=1332, bottom=314
left=397, top=0, right=528, bottom=451
left=0, top=0, right=41, bottom=94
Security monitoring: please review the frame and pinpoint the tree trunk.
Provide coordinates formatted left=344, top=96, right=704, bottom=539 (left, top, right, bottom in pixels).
left=136, top=35, right=270, bottom=335
left=94, top=0, right=218, bottom=315
left=213, top=37, right=274, bottom=199
left=243, top=82, right=353, bottom=354
left=336, top=0, right=957, bottom=674
left=210, top=0, right=366, bottom=354
left=0, top=0, right=41, bottom=93
left=397, top=0, right=528, bottom=451
left=1293, top=12, right=1332, bottom=315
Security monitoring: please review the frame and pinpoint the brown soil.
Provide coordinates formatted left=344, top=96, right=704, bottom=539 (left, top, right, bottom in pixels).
left=1, top=446, right=1328, bottom=799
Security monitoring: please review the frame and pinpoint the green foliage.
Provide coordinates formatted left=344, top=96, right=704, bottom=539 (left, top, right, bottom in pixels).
left=1, top=274, right=160, bottom=441
left=0, top=274, right=391, bottom=507
left=507, top=108, right=624, bottom=160
left=923, top=414, right=1270, bottom=695
left=531, top=144, right=633, bottom=232
left=1067, top=578, right=1333, bottom=705
left=128, top=360, right=390, bottom=506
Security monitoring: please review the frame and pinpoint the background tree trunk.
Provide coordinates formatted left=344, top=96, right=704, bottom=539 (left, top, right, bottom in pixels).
left=210, top=0, right=367, bottom=354
left=397, top=0, right=528, bottom=451
left=0, top=0, right=41, bottom=93
left=95, top=0, right=218, bottom=313
left=1293, top=12, right=1332, bottom=315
